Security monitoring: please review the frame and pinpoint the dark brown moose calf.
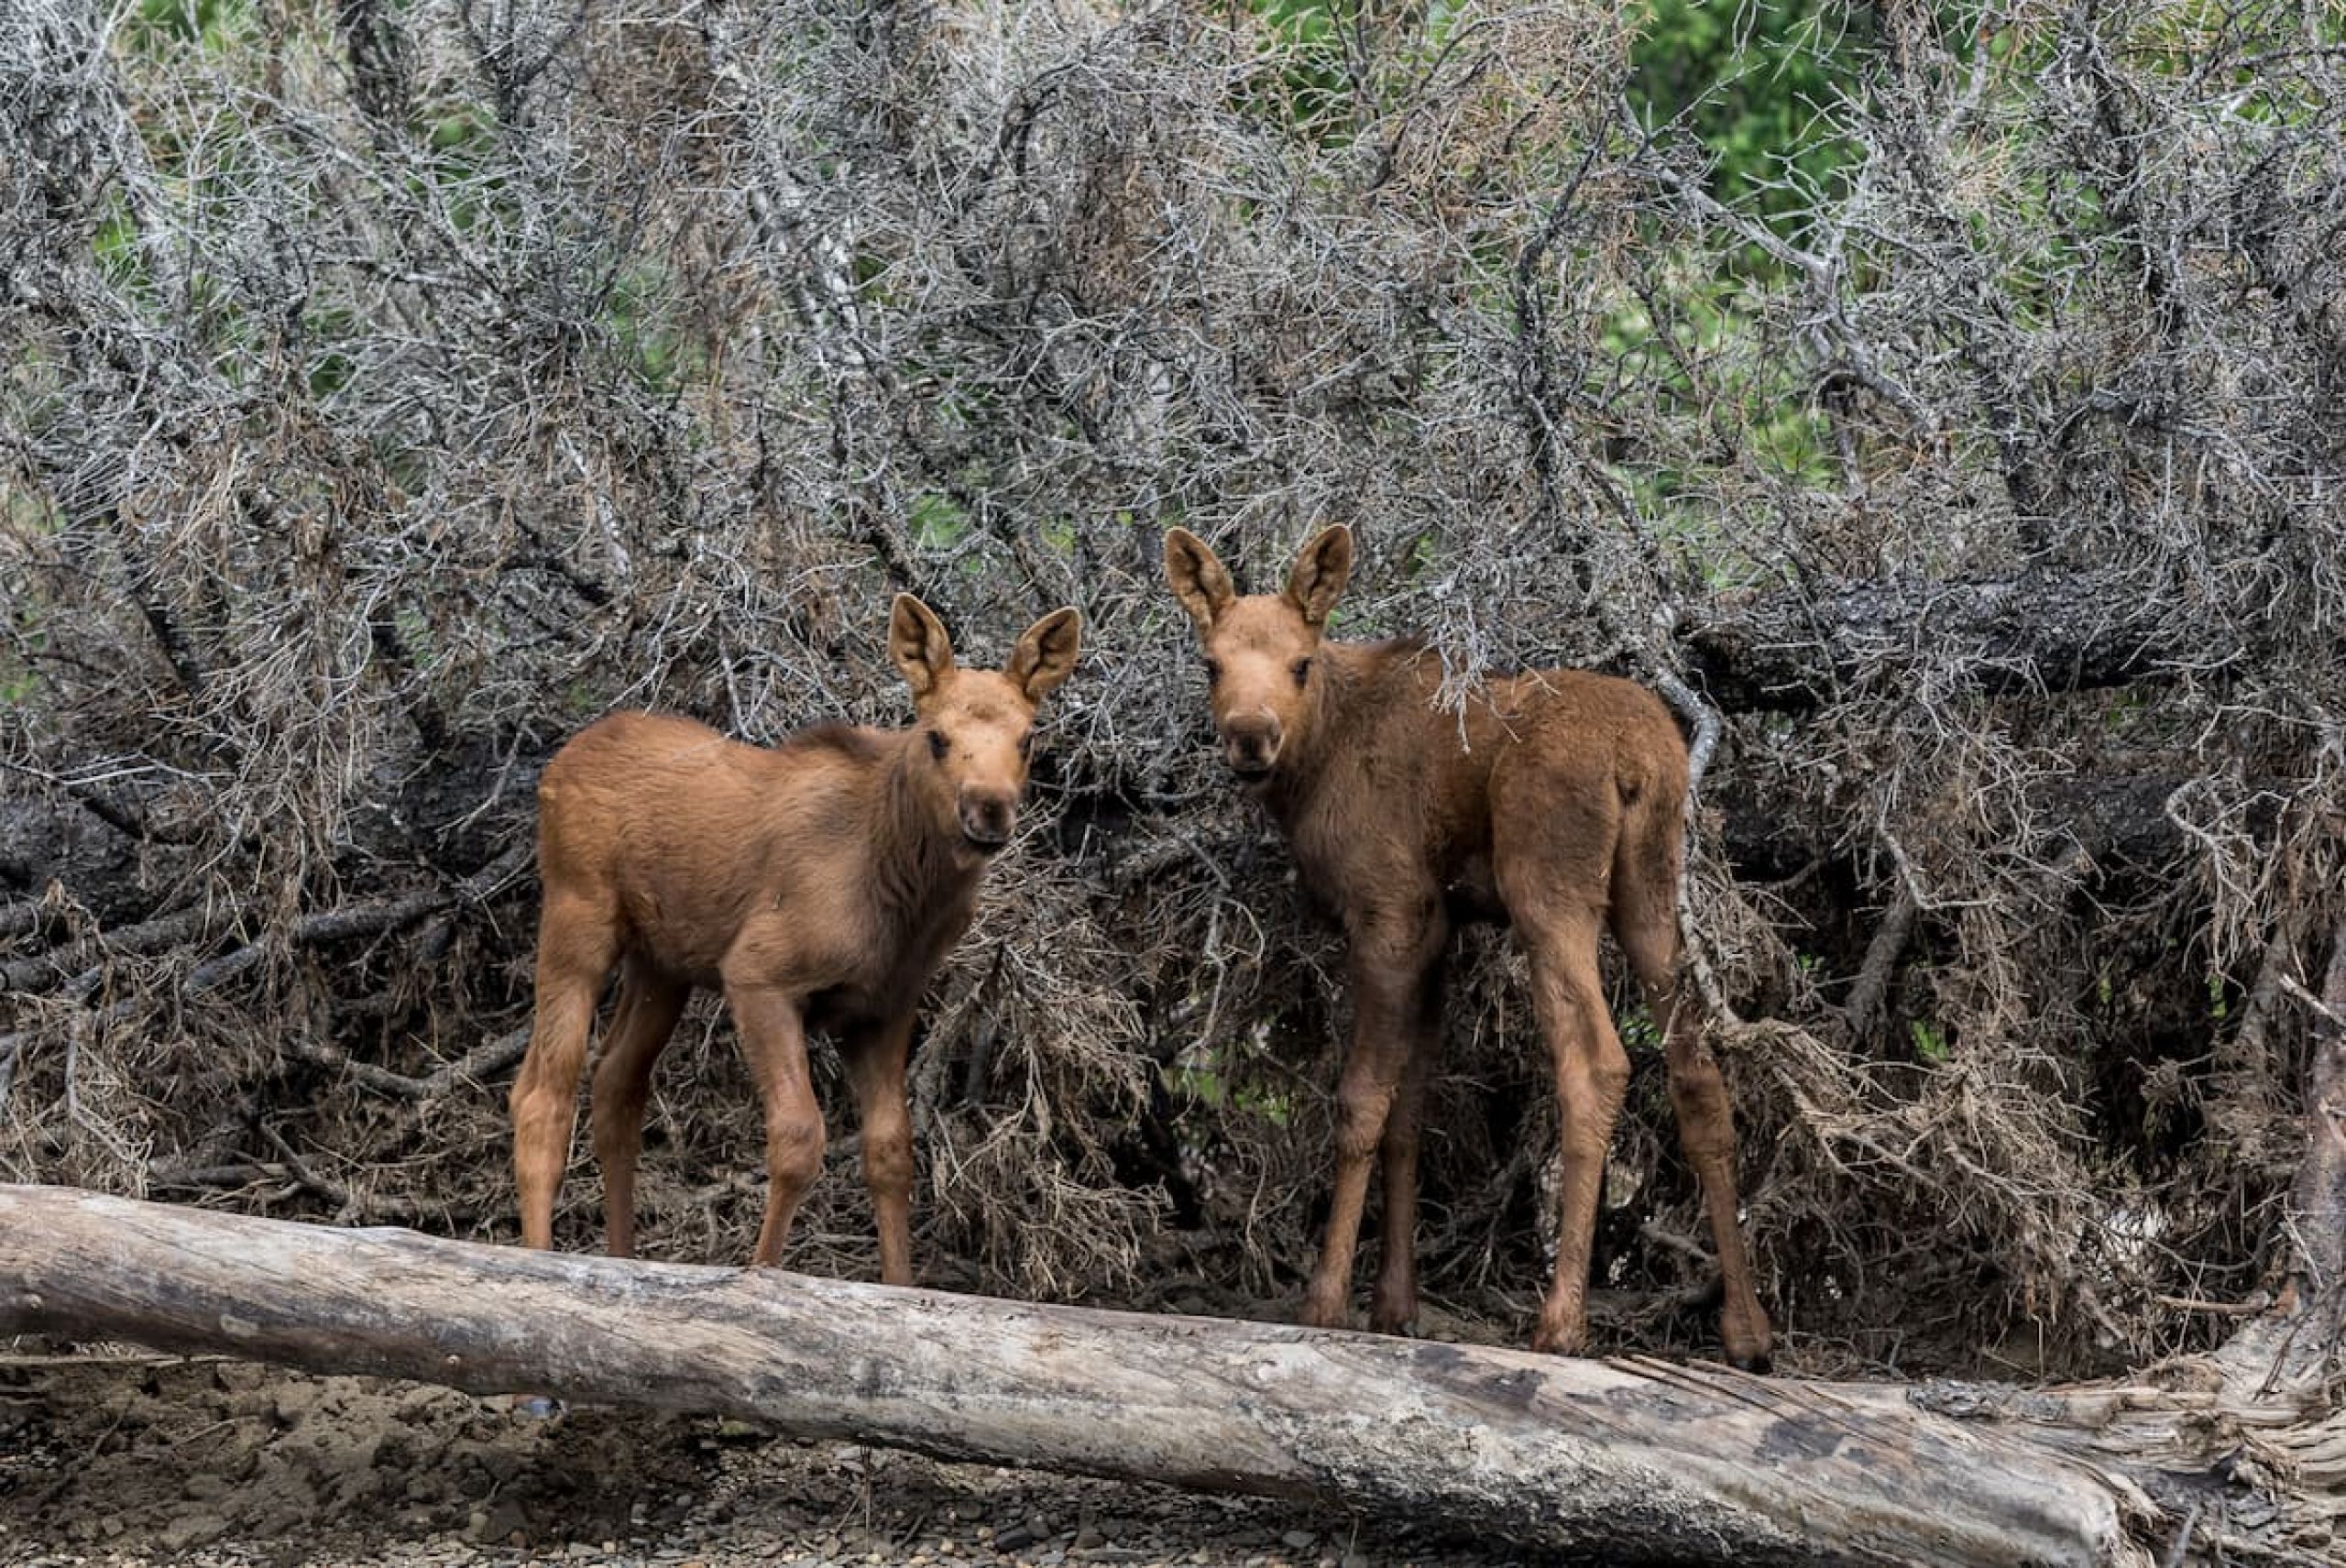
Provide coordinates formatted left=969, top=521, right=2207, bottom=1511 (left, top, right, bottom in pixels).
left=510, top=596, right=1080, bottom=1282
left=1164, top=525, right=1770, bottom=1368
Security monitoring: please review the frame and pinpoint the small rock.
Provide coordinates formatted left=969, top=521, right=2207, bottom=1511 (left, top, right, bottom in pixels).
left=473, top=1445, right=525, bottom=1485
left=993, top=1525, right=1037, bottom=1552
left=1281, top=1532, right=1318, bottom=1552
left=271, top=1384, right=323, bottom=1425
left=464, top=1497, right=530, bottom=1544
left=157, top=1511, right=229, bottom=1552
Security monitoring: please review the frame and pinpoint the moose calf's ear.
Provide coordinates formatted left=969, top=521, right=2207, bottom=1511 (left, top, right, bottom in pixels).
left=1163, top=528, right=1236, bottom=636
left=1008, top=606, right=1081, bottom=704
left=1284, top=523, right=1353, bottom=628
left=890, top=593, right=956, bottom=702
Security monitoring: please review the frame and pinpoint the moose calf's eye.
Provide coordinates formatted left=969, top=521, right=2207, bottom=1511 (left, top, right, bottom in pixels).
left=928, top=730, right=950, bottom=760
left=1291, top=658, right=1313, bottom=686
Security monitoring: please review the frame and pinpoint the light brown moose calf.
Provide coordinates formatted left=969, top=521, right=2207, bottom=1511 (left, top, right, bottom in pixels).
left=510, top=595, right=1080, bottom=1282
left=1164, top=525, right=1770, bottom=1368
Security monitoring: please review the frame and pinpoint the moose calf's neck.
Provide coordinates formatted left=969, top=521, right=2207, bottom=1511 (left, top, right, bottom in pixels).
left=1245, top=639, right=1506, bottom=926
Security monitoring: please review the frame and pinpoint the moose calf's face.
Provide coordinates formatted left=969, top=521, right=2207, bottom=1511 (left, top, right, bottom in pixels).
left=1163, top=524, right=1354, bottom=784
left=891, top=595, right=1080, bottom=853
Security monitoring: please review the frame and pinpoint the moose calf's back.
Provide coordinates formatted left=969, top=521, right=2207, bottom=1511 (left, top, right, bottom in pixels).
left=1271, top=647, right=1690, bottom=921
left=536, top=711, right=894, bottom=990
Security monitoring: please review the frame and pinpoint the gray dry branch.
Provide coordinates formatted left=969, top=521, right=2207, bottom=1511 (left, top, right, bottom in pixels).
left=3, top=0, right=2343, bottom=1400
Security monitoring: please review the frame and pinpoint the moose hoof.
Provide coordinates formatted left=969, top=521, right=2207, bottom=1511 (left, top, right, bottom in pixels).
left=1297, top=1294, right=1350, bottom=1332
left=1724, top=1307, right=1775, bottom=1375
left=1529, top=1314, right=1589, bottom=1357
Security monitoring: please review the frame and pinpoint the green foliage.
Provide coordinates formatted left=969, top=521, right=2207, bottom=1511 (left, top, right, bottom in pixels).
left=1235, top=0, right=1474, bottom=144
left=909, top=492, right=969, bottom=548
left=1910, top=1019, right=1951, bottom=1064
left=89, top=196, right=149, bottom=300
left=1242, top=0, right=1352, bottom=141
left=599, top=265, right=701, bottom=394
left=1628, top=0, right=1882, bottom=240
left=1166, top=1034, right=1295, bottom=1128
left=123, top=0, right=247, bottom=53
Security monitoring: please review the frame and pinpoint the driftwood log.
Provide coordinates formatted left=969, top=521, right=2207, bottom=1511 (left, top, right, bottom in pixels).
left=3, top=1188, right=2338, bottom=1566
left=1678, top=569, right=2229, bottom=711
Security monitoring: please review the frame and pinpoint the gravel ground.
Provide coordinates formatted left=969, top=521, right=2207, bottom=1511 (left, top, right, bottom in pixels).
left=0, top=1354, right=1568, bottom=1568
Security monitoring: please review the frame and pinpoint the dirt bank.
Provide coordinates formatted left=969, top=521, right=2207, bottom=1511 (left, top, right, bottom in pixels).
left=0, top=1354, right=1562, bottom=1568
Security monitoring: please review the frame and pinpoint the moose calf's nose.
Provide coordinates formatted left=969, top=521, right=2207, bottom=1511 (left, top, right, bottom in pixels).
left=1222, top=715, right=1280, bottom=773
left=959, top=792, right=1015, bottom=847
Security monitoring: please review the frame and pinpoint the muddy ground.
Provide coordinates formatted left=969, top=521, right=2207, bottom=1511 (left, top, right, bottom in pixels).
left=0, top=1353, right=1578, bottom=1568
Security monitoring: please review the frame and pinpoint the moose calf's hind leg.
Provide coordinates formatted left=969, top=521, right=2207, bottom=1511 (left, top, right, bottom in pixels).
left=1663, top=1022, right=1774, bottom=1372
left=1612, top=866, right=1775, bottom=1373
left=1524, top=918, right=1630, bottom=1357
left=587, top=960, right=687, bottom=1258
left=510, top=896, right=618, bottom=1251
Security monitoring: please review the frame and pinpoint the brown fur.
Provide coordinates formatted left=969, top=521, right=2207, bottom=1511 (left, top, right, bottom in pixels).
left=1165, top=525, right=1771, bottom=1368
left=509, top=596, right=1080, bottom=1283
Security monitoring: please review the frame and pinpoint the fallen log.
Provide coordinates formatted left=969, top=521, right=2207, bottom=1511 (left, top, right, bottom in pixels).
left=0, top=1185, right=2327, bottom=1567
left=1681, top=569, right=2232, bottom=711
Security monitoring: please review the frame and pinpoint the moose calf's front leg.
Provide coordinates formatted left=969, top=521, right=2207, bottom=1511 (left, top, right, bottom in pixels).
left=1369, top=996, right=1441, bottom=1335
left=1302, top=934, right=1435, bottom=1332
left=844, top=1014, right=919, bottom=1288
left=725, top=980, right=826, bottom=1267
